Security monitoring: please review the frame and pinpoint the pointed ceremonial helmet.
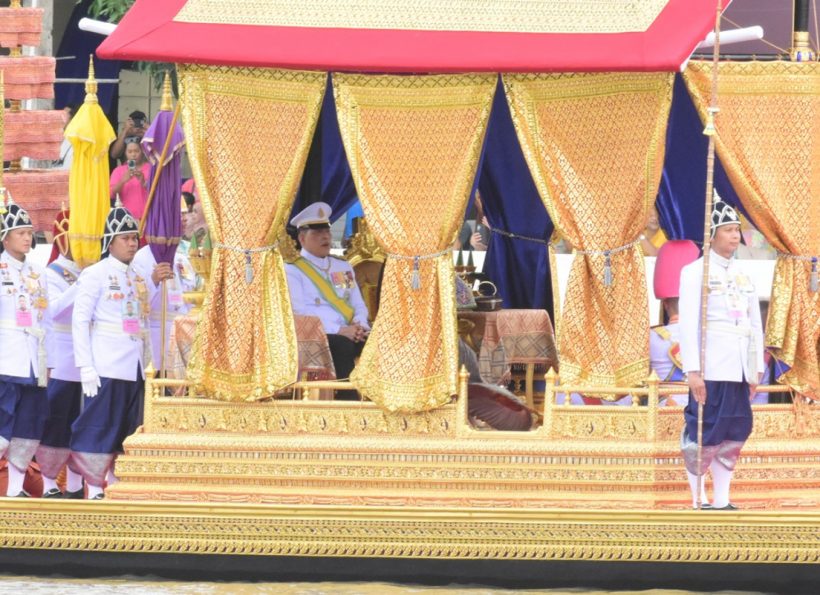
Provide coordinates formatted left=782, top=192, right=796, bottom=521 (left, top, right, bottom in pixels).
left=102, top=197, right=139, bottom=255
left=0, top=189, right=33, bottom=242
left=653, top=239, right=700, bottom=300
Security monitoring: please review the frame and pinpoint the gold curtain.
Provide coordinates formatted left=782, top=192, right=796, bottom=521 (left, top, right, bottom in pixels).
left=684, top=61, right=820, bottom=399
left=504, top=73, right=673, bottom=388
left=334, top=74, right=496, bottom=412
left=179, top=66, right=325, bottom=401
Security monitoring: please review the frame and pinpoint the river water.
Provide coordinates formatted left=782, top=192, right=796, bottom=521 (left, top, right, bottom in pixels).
left=0, top=577, right=765, bottom=595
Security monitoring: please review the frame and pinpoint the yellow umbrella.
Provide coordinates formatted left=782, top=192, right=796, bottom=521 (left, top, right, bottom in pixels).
left=65, top=55, right=116, bottom=268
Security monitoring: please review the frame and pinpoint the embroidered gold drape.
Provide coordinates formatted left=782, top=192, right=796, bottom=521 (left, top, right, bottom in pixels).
left=334, top=74, right=495, bottom=412
left=179, top=66, right=325, bottom=401
left=505, top=73, right=673, bottom=388
left=685, top=61, right=820, bottom=399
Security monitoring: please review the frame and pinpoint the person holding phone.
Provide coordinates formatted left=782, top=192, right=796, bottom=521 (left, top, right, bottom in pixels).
left=109, top=139, right=150, bottom=223
left=110, top=110, right=149, bottom=161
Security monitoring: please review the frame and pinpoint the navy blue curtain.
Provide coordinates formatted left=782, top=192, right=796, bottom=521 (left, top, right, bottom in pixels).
left=55, top=0, right=119, bottom=117
left=478, top=78, right=554, bottom=314
left=291, top=75, right=358, bottom=223
left=656, top=74, right=744, bottom=243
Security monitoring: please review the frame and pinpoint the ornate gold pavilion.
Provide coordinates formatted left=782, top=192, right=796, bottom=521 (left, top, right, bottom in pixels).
left=1, top=0, right=819, bottom=582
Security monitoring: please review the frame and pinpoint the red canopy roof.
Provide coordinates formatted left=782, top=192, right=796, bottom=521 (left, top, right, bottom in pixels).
left=98, top=0, right=730, bottom=73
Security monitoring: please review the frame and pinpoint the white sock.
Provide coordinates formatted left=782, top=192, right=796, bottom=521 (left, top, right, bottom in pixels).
left=66, top=469, right=83, bottom=492
left=86, top=483, right=104, bottom=499
left=42, top=476, right=59, bottom=493
left=710, top=460, right=734, bottom=508
left=686, top=470, right=709, bottom=508
left=106, top=467, right=119, bottom=486
left=6, top=464, right=26, bottom=496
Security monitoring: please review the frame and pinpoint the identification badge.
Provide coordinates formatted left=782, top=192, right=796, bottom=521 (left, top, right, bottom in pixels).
left=726, top=291, right=745, bottom=320
left=15, top=294, right=32, bottom=327
left=707, top=275, right=724, bottom=295
left=122, top=300, right=140, bottom=334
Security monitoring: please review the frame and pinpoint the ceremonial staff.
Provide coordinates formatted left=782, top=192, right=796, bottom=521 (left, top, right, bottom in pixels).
left=696, top=2, right=723, bottom=510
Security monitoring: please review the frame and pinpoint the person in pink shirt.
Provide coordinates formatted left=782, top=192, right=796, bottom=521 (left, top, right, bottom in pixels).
left=109, top=139, right=150, bottom=223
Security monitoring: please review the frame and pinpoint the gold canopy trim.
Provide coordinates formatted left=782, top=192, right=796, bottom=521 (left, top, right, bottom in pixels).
left=334, top=73, right=496, bottom=412
left=684, top=61, right=820, bottom=399
left=180, top=65, right=326, bottom=401
left=174, top=0, right=668, bottom=34
left=505, top=72, right=674, bottom=390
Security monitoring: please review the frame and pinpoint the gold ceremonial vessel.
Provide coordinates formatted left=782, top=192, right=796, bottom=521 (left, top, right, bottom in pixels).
left=1, top=0, right=819, bottom=588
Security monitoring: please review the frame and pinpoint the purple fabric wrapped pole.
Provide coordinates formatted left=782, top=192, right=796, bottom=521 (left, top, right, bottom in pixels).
left=141, top=111, right=185, bottom=265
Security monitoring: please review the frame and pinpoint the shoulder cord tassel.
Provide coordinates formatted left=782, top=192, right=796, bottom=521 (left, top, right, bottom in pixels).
left=214, top=242, right=279, bottom=285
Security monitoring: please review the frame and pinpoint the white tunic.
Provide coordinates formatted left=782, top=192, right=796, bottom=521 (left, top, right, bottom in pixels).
left=45, top=255, right=82, bottom=382
left=649, top=322, right=680, bottom=382
left=131, top=246, right=197, bottom=369
left=72, top=255, right=154, bottom=382
left=285, top=249, right=370, bottom=334
left=679, top=250, right=765, bottom=382
left=0, top=251, right=49, bottom=381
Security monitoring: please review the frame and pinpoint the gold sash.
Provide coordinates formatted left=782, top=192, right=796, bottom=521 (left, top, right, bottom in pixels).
left=293, top=258, right=354, bottom=324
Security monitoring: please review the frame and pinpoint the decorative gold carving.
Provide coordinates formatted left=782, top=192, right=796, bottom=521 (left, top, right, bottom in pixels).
left=345, top=218, right=386, bottom=267
left=1, top=501, right=818, bottom=563
left=174, top=0, right=669, bottom=35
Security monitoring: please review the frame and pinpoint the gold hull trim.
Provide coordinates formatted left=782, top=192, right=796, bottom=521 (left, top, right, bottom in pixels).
left=1, top=500, right=818, bottom=563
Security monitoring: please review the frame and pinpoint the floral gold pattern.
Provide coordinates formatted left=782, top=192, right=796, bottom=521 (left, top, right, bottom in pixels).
left=684, top=61, right=820, bottom=399
left=179, top=65, right=326, bottom=401
left=504, top=72, right=674, bottom=389
left=174, top=0, right=669, bottom=34
left=334, top=73, right=496, bottom=412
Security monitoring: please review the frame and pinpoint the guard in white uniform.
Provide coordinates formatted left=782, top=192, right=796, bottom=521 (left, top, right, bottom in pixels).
left=679, top=197, right=765, bottom=510
left=285, top=202, right=369, bottom=399
left=69, top=201, right=171, bottom=499
left=0, top=194, right=49, bottom=498
left=132, top=244, right=197, bottom=371
left=650, top=240, right=700, bottom=406
left=36, top=209, right=86, bottom=498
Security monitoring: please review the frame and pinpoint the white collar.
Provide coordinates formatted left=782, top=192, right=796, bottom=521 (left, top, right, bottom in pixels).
left=55, top=254, right=81, bottom=275
left=300, top=248, right=331, bottom=269
left=108, top=255, right=131, bottom=273
left=709, top=249, right=733, bottom=269
left=2, top=250, right=26, bottom=271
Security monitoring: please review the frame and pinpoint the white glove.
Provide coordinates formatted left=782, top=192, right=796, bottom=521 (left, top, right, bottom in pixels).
left=80, top=366, right=101, bottom=398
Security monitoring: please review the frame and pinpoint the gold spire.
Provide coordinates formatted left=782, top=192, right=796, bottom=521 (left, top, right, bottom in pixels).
left=84, top=54, right=99, bottom=104
left=160, top=71, right=174, bottom=112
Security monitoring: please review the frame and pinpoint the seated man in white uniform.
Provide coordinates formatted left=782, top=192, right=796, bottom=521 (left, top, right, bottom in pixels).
left=650, top=239, right=700, bottom=406
left=285, top=202, right=369, bottom=400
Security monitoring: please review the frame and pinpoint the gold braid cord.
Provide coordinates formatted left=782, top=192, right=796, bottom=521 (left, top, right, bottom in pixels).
left=504, top=72, right=674, bottom=390
left=179, top=65, right=325, bottom=401
left=684, top=61, right=820, bottom=399
left=334, top=73, right=496, bottom=412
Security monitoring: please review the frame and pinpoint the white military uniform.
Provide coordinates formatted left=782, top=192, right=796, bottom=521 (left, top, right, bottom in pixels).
left=72, top=255, right=152, bottom=381
left=132, top=245, right=197, bottom=369
left=285, top=249, right=370, bottom=334
left=45, top=255, right=82, bottom=382
left=679, top=250, right=765, bottom=382
left=0, top=250, right=49, bottom=384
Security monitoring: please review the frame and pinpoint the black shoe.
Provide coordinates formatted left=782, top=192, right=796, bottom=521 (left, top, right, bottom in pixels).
left=89, top=493, right=104, bottom=500
left=719, top=503, right=739, bottom=510
left=62, top=488, right=84, bottom=500
left=42, top=488, right=63, bottom=498
left=15, top=490, right=30, bottom=498
left=699, top=503, right=714, bottom=510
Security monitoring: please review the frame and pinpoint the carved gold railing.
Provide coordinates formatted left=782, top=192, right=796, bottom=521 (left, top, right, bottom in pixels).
left=142, top=365, right=795, bottom=443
